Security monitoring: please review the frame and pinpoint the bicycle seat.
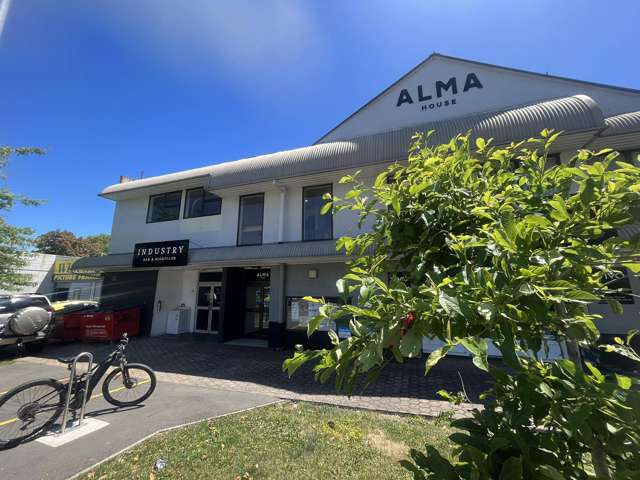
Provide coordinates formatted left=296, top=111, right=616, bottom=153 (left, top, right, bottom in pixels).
left=56, top=356, right=76, bottom=364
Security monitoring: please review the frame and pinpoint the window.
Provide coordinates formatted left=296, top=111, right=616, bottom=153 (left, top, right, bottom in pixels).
left=184, top=188, right=222, bottom=219
left=0, top=296, right=49, bottom=314
left=303, top=184, right=333, bottom=241
left=547, top=154, right=561, bottom=167
left=624, top=150, right=640, bottom=166
left=237, top=193, right=264, bottom=246
left=147, top=191, right=182, bottom=223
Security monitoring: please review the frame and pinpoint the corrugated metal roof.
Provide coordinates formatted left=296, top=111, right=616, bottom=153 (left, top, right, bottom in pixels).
left=72, top=240, right=343, bottom=271
left=101, top=95, right=605, bottom=197
left=602, top=111, right=640, bottom=136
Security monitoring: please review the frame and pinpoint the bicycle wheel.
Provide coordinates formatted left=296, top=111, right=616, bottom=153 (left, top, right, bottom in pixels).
left=102, top=363, right=156, bottom=407
left=0, top=379, right=65, bottom=448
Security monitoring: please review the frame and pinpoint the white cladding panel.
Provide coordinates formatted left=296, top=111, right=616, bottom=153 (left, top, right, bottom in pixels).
left=109, top=191, right=235, bottom=254
left=321, top=56, right=640, bottom=142
left=108, top=164, right=389, bottom=253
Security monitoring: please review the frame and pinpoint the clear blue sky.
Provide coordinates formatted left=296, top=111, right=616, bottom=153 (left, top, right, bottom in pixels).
left=1, top=0, right=639, bottom=237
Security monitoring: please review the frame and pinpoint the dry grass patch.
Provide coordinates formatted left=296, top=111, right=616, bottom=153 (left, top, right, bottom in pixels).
left=80, top=401, right=456, bottom=480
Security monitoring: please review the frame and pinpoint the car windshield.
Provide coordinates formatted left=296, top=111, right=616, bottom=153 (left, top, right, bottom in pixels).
left=0, top=297, right=14, bottom=314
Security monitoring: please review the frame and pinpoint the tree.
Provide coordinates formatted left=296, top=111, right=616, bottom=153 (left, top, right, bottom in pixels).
left=284, top=131, right=640, bottom=479
left=0, top=147, right=45, bottom=290
left=83, top=233, right=110, bottom=256
left=35, top=230, right=110, bottom=256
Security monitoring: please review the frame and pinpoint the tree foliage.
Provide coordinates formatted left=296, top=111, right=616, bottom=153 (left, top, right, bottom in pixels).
left=35, top=230, right=110, bottom=256
left=284, top=131, right=640, bottom=479
left=0, top=147, right=45, bottom=290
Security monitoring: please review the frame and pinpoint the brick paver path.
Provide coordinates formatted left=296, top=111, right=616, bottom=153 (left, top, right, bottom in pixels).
left=16, top=335, right=489, bottom=417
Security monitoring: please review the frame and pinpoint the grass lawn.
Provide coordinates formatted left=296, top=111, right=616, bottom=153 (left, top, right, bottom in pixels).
left=0, top=359, right=15, bottom=366
left=82, top=402, right=456, bottom=480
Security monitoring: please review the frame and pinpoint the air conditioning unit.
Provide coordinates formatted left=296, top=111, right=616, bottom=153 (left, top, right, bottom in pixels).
left=166, top=308, right=191, bottom=334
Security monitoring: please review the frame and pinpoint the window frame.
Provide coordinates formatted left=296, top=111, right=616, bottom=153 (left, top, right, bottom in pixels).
left=237, top=193, right=265, bottom=246
left=302, top=184, right=333, bottom=242
left=183, top=187, right=222, bottom=219
left=146, top=190, right=183, bottom=223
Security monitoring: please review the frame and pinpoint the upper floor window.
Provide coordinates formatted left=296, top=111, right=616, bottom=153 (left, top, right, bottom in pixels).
left=238, top=193, right=264, bottom=246
left=147, top=191, right=182, bottom=223
left=303, top=184, right=333, bottom=241
left=184, top=188, right=222, bottom=219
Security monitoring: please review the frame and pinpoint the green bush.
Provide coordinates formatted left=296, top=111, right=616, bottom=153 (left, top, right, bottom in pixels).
left=284, top=131, right=640, bottom=479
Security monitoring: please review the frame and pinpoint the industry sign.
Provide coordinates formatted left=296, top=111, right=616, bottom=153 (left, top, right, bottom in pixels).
left=132, top=240, right=189, bottom=268
left=395, top=72, right=484, bottom=112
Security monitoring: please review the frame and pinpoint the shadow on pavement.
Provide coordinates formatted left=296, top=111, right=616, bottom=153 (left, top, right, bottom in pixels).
left=22, top=335, right=492, bottom=403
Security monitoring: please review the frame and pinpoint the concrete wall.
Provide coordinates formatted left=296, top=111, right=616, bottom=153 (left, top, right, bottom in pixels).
left=269, top=264, right=285, bottom=325
left=285, top=262, right=346, bottom=299
left=151, top=269, right=199, bottom=335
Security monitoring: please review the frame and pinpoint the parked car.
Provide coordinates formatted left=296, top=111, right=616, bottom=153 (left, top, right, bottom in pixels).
left=0, top=294, right=55, bottom=352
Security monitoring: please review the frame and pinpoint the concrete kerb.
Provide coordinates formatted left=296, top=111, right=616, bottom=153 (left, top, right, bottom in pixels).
left=66, top=398, right=288, bottom=480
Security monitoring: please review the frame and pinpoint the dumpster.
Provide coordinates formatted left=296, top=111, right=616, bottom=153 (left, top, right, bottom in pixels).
left=52, top=301, right=99, bottom=342
left=82, top=306, right=141, bottom=342
left=53, top=312, right=84, bottom=342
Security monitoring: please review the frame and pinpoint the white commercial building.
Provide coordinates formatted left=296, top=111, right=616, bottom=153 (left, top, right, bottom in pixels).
left=74, top=54, right=640, bottom=348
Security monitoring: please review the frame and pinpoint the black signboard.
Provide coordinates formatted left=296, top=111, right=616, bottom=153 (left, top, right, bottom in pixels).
left=245, top=269, right=270, bottom=282
left=600, top=269, right=635, bottom=305
left=132, top=240, right=189, bottom=268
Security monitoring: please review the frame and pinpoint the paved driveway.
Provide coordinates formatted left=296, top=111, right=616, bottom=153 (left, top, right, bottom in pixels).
left=0, top=359, right=278, bottom=480
left=10, top=334, right=489, bottom=417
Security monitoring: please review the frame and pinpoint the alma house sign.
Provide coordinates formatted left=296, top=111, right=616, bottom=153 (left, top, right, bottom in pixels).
left=396, top=72, right=483, bottom=111
left=132, top=240, right=189, bottom=268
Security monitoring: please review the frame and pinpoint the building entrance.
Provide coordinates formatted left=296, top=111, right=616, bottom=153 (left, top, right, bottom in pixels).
left=242, top=269, right=270, bottom=339
left=195, top=271, right=223, bottom=334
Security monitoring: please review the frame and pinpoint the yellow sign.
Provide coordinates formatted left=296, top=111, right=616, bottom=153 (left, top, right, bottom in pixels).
left=52, top=259, right=101, bottom=282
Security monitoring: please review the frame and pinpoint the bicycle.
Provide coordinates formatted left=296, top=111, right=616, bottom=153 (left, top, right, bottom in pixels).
left=0, top=333, right=156, bottom=449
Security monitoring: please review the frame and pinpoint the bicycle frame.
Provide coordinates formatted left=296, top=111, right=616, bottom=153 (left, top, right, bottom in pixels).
left=72, top=342, right=130, bottom=404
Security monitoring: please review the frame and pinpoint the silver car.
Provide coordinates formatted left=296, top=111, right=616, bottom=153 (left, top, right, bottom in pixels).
left=0, top=294, right=54, bottom=352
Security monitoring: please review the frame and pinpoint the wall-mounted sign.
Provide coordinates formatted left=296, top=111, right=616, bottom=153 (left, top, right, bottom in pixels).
left=52, top=259, right=101, bottom=282
left=396, top=72, right=483, bottom=112
left=600, top=269, right=635, bottom=305
left=286, top=296, right=336, bottom=331
left=132, top=240, right=189, bottom=268
left=245, top=269, right=270, bottom=282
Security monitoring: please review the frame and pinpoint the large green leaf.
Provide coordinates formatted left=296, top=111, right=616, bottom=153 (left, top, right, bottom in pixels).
left=499, top=457, right=523, bottom=480
left=439, top=291, right=463, bottom=316
left=399, top=328, right=422, bottom=358
left=460, top=337, right=489, bottom=371
left=416, top=446, right=461, bottom=480
left=538, top=465, right=566, bottom=480
left=425, top=344, right=453, bottom=374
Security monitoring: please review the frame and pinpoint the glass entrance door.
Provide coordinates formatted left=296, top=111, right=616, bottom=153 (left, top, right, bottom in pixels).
left=244, top=284, right=270, bottom=337
left=195, top=281, right=221, bottom=333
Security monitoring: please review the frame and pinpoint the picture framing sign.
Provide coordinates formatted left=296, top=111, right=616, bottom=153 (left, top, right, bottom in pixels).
left=132, top=240, right=189, bottom=268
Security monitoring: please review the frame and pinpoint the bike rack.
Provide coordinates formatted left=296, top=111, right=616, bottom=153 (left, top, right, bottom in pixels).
left=59, top=351, right=93, bottom=435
